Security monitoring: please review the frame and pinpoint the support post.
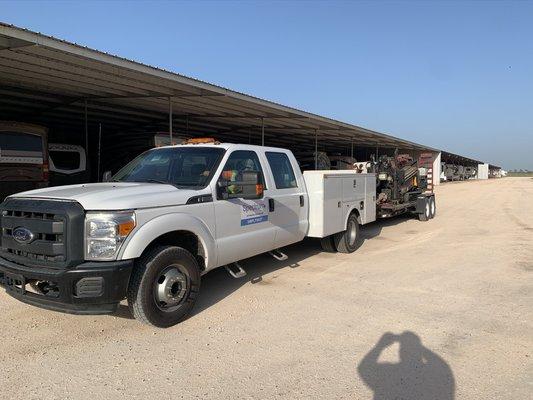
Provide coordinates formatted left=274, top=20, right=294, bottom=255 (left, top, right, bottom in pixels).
left=168, top=97, right=173, bottom=143
left=314, top=129, right=318, bottom=169
left=97, top=123, right=102, bottom=182
left=351, top=138, right=354, bottom=159
left=261, top=117, right=265, bottom=146
left=84, top=99, right=88, bottom=156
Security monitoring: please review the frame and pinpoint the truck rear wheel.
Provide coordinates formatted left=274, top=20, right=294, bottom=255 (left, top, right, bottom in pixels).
left=127, top=245, right=200, bottom=328
left=320, top=235, right=337, bottom=252
left=334, top=214, right=362, bottom=253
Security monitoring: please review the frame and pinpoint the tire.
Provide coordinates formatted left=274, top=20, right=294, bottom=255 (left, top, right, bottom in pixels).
left=315, top=152, right=331, bottom=170
left=429, top=196, right=436, bottom=219
left=333, top=213, right=362, bottom=253
left=320, top=235, right=337, bottom=252
left=127, top=246, right=201, bottom=328
left=418, top=197, right=431, bottom=221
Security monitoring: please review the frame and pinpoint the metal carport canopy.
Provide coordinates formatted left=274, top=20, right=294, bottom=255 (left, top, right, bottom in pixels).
left=441, top=151, right=501, bottom=170
left=1, top=22, right=437, bottom=153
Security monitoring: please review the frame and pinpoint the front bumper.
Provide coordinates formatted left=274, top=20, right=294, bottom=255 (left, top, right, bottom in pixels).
left=0, top=257, right=133, bottom=315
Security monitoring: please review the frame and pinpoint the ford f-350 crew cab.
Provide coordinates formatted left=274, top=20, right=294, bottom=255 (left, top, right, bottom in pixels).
left=0, top=142, right=434, bottom=327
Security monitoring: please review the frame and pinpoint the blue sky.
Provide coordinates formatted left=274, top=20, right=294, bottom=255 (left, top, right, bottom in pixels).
left=1, top=0, right=532, bottom=169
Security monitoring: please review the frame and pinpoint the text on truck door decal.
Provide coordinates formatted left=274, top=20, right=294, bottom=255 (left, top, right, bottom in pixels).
left=240, top=200, right=268, bottom=226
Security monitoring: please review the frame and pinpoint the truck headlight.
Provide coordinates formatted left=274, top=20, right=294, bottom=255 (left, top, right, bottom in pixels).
left=85, top=211, right=136, bottom=260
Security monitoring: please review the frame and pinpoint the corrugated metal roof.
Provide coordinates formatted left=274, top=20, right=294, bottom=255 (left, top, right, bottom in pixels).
left=0, top=22, right=499, bottom=167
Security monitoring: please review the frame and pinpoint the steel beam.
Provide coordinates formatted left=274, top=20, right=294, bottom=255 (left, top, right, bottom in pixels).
left=168, top=97, right=173, bottom=142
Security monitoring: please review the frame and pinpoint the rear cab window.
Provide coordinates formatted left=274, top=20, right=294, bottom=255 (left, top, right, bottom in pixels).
left=265, top=152, right=298, bottom=189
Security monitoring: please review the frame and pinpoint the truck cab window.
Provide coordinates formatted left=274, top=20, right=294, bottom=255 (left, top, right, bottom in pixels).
left=219, top=150, right=265, bottom=193
left=265, top=152, right=297, bottom=189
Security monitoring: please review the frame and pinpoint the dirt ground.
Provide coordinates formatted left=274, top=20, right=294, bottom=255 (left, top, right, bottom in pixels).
left=0, top=177, right=531, bottom=400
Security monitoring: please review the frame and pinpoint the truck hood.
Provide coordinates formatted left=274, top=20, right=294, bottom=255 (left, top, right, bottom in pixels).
left=8, top=182, right=201, bottom=210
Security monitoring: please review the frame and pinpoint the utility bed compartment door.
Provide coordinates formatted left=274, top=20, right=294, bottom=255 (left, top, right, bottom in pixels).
left=304, top=171, right=376, bottom=238
left=364, top=177, right=377, bottom=223
left=322, top=176, right=344, bottom=237
left=341, top=174, right=375, bottom=225
left=341, top=176, right=358, bottom=202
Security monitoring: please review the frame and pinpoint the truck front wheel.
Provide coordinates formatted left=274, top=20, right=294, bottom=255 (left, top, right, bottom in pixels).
left=127, top=246, right=200, bottom=328
left=334, top=214, right=362, bottom=253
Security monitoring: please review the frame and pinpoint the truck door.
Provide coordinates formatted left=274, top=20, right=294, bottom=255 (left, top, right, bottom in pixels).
left=264, top=151, right=308, bottom=248
left=214, top=150, right=276, bottom=266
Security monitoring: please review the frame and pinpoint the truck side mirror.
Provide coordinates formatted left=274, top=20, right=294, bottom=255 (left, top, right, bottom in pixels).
left=102, top=170, right=113, bottom=182
left=217, top=180, right=230, bottom=200
left=217, top=171, right=264, bottom=200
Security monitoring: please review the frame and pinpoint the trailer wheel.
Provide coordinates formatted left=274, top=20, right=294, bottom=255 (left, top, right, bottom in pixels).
left=320, top=235, right=337, bottom=252
left=334, top=214, right=362, bottom=253
left=418, top=198, right=431, bottom=221
left=429, top=196, right=436, bottom=219
left=127, top=245, right=200, bottom=328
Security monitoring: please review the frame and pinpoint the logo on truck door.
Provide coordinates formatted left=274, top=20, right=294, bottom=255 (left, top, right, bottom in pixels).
left=240, top=200, right=268, bottom=226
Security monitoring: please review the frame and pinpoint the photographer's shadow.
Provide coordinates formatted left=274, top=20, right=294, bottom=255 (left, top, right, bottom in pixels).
left=358, top=331, right=455, bottom=400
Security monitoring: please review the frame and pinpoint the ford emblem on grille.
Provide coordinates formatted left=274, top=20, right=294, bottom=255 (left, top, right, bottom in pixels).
left=12, top=227, right=35, bottom=244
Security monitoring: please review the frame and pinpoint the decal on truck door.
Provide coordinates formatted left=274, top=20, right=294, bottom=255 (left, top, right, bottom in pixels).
left=240, top=200, right=268, bottom=226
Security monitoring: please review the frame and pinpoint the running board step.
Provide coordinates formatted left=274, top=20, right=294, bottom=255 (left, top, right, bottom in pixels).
left=269, top=249, right=288, bottom=261
left=224, top=262, right=247, bottom=279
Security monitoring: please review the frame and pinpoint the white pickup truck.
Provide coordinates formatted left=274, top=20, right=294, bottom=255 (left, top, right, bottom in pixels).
left=0, top=142, right=432, bottom=327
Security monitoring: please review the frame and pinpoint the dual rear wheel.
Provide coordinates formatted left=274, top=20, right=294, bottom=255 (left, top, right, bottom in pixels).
left=320, top=213, right=362, bottom=254
left=418, top=196, right=436, bottom=221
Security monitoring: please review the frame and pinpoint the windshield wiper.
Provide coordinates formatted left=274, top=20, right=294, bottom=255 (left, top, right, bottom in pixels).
left=141, top=179, right=168, bottom=184
left=138, top=179, right=180, bottom=188
left=114, top=178, right=184, bottom=188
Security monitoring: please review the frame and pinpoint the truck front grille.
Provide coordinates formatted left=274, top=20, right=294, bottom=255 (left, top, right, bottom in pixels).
left=0, top=198, right=85, bottom=268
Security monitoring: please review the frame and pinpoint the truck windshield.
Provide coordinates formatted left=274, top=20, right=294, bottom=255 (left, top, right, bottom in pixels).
left=112, top=147, right=225, bottom=189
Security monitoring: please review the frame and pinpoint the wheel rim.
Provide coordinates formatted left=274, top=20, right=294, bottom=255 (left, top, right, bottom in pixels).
left=154, top=265, right=190, bottom=312
left=431, top=200, right=436, bottom=215
left=348, top=220, right=357, bottom=246
left=425, top=202, right=430, bottom=217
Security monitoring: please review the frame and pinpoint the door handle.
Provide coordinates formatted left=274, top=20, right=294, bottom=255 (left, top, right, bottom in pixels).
left=299, top=195, right=304, bottom=207
left=269, top=198, right=275, bottom=212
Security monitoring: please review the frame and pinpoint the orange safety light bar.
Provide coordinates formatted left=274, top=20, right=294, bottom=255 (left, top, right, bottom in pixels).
left=185, top=137, right=220, bottom=145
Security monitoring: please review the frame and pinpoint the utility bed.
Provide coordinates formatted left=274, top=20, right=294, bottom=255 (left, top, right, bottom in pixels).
left=303, top=171, right=376, bottom=238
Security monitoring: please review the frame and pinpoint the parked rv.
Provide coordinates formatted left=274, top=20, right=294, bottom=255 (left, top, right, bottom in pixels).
left=0, top=121, right=49, bottom=200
